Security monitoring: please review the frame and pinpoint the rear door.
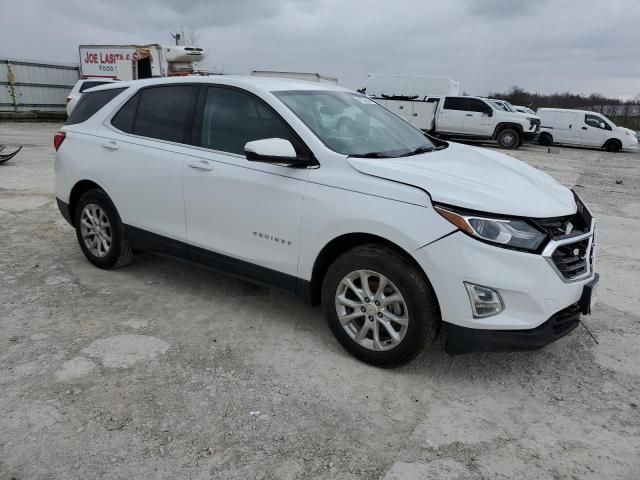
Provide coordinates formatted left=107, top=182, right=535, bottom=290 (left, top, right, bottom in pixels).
left=553, top=111, right=580, bottom=144
left=437, top=97, right=468, bottom=133
left=98, top=84, right=198, bottom=246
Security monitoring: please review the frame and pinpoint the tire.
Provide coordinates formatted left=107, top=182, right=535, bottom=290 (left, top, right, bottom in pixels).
left=321, top=244, right=439, bottom=367
left=74, top=189, right=134, bottom=269
left=497, top=128, right=520, bottom=149
left=604, top=139, right=622, bottom=153
left=538, top=133, right=553, bottom=147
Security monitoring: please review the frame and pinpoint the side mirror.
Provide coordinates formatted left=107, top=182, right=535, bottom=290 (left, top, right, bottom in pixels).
left=244, top=138, right=304, bottom=165
left=600, top=122, right=606, bottom=129
left=486, top=109, right=494, bottom=117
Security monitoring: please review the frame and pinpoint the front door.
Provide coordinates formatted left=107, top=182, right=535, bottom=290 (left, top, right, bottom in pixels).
left=463, top=98, right=494, bottom=136
left=581, top=113, right=608, bottom=147
left=183, top=86, right=309, bottom=285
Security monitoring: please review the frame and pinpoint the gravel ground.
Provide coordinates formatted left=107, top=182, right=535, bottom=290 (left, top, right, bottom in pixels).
left=1, top=122, right=639, bottom=480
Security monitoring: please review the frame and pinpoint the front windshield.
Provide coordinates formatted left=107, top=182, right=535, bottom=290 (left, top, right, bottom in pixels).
left=503, top=101, right=517, bottom=112
left=491, top=100, right=514, bottom=112
left=601, top=114, right=616, bottom=127
left=273, top=90, right=437, bottom=157
left=491, top=100, right=509, bottom=112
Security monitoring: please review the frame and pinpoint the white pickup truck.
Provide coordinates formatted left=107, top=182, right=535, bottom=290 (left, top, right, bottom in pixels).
left=374, top=95, right=541, bottom=149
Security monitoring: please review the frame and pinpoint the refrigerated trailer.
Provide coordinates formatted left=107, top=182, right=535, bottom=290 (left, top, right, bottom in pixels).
left=78, top=44, right=205, bottom=80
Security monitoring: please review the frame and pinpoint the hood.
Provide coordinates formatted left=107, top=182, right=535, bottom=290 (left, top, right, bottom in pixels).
left=500, top=111, right=540, bottom=122
left=348, top=143, right=576, bottom=218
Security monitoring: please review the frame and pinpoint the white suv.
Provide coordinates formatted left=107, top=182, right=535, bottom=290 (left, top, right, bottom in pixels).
left=66, top=78, right=116, bottom=115
left=54, top=77, right=598, bottom=366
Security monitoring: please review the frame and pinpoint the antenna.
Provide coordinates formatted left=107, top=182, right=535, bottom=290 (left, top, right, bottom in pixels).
left=170, top=32, right=182, bottom=46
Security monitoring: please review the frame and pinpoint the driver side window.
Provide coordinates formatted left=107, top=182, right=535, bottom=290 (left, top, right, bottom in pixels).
left=585, top=114, right=610, bottom=130
left=200, top=87, right=292, bottom=155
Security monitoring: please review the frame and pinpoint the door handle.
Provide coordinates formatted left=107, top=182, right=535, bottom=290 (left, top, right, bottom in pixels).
left=466, top=114, right=473, bottom=116
left=582, top=126, right=588, bottom=130
left=101, top=141, right=119, bottom=150
left=188, top=160, right=213, bottom=171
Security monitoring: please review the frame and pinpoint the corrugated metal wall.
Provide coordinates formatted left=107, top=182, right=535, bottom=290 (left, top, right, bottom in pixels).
left=0, top=59, right=79, bottom=113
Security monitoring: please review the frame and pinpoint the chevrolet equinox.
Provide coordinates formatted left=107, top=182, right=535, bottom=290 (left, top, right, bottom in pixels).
left=54, top=76, right=599, bottom=366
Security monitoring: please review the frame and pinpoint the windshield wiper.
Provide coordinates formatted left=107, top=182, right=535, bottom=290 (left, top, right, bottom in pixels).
left=399, top=145, right=437, bottom=157
left=350, top=152, right=392, bottom=158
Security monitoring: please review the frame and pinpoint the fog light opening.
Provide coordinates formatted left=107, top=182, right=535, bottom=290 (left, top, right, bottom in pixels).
left=464, top=282, right=504, bottom=318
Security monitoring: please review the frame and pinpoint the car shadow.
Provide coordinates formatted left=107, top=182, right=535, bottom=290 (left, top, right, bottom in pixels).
left=114, top=252, right=593, bottom=380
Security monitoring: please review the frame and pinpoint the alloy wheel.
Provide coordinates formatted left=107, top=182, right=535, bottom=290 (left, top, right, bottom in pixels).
left=80, top=204, right=112, bottom=258
left=335, top=270, right=409, bottom=351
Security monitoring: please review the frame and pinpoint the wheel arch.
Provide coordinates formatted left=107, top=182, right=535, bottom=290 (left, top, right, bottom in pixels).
left=539, top=131, right=553, bottom=144
left=603, top=138, right=622, bottom=151
left=307, top=232, right=439, bottom=313
left=493, top=122, right=524, bottom=139
left=68, top=179, right=108, bottom=226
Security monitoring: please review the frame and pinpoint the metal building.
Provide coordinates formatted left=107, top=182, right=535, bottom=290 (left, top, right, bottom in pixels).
left=0, top=59, right=79, bottom=115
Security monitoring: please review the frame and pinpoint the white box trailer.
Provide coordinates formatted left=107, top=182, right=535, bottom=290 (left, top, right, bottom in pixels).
left=365, top=74, right=461, bottom=98
left=251, top=70, right=338, bottom=85
left=79, top=44, right=205, bottom=80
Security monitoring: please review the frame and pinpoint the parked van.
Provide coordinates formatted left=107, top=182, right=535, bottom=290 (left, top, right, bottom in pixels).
left=537, top=108, right=638, bottom=152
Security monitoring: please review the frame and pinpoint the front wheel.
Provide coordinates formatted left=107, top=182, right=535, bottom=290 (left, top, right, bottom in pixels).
left=604, top=139, right=622, bottom=153
left=74, top=189, right=134, bottom=269
left=321, top=245, right=439, bottom=367
left=497, top=129, right=520, bottom=149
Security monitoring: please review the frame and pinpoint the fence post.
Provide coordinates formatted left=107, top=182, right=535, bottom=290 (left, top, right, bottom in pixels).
left=7, top=61, right=18, bottom=112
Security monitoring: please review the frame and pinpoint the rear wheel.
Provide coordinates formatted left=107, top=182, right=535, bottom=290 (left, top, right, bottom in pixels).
left=604, top=139, right=622, bottom=152
left=539, top=133, right=553, bottom=146
left=497, top=128, right=520, bottom=149
left=321, top=245, right=439, bottom=367
left=74, top=189, right=134, bottom=269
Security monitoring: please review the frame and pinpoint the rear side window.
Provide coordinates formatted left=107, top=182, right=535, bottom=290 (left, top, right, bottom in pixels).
left=66, top=88, right=126, bottom=125
left=111, top=94, right=139, bottom=133
left=199, top=87, right=292, bottom=155
left=130, top=86, right=196, bottom=143
left=443, top=97, right=466, bottom=111
left=79, top=81, right=111, bottom=92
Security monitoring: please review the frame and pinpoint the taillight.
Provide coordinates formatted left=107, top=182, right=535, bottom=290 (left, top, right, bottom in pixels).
left=54, top=131, right=66, bottom=151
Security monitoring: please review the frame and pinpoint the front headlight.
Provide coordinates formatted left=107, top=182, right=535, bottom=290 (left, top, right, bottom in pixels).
left=434, top=205, right=547, bottom=252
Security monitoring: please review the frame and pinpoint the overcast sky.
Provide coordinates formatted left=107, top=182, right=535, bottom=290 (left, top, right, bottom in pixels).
left=1, top=0, right=639, bottom=98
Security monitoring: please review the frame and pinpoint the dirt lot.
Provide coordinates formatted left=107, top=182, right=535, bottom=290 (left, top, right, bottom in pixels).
left=1, top=122, right=639, bottom=480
